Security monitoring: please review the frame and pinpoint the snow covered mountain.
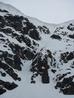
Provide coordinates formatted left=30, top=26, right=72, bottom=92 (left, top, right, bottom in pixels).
left=0, top=2, right=74, bottom=97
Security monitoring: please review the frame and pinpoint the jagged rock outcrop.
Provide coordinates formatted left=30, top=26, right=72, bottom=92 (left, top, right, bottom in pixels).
left=30, top=49, right=53, bottom=83
left=0, top=2, right=74, bottom=96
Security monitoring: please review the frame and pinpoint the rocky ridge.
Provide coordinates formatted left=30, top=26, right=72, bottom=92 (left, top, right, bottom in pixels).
left=0, top=2, right=74, bottom=95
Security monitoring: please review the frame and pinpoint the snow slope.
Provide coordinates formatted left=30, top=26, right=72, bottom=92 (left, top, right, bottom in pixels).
left=0, top=2, right=74, bottom=98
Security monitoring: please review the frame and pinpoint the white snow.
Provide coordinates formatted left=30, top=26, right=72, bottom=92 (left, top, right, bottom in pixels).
left=0, top=2, right=74, bottom=98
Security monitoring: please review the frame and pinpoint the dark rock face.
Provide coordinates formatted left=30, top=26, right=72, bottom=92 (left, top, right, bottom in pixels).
left=51, top=69, right=56, bottom=73
left=55, top=74, right=74, bottom=95
left=13, top=54, right=22, bottom=71
left=21, top=21, right=36, bottom=35
left=30, top=50, right=52, bottom=83
left=0, top=61, right=20, bottom=81
left=41, top=71, right=49, bottom=83
left=54, top=27, right=64, bottom=33
left=38, top=26, right=50, bottom=34
left=0, top=9, right=8, bottom=13
left=21, top=36, right=31, bottom=47
left=0, top=80, right=18, bottom=90
left=24, top=48, right=35, bottom=60
left=4, top=15, right=24, bottom=31
left=68, top=34, right=74, bottom=39
left=0, top=28, right=13, bottom=35
left=0, top=16, right=5, bottom=28
left=29, top=29, right=41, bottom=40
left=0, top=87, right=6, bottom=95
left=0, top=71, right=6, bottom=77
left=67, top=23, right=74, bottom=31
left=61, top=51, right=74, bottom=63
left=0, top=50, right=22, bottom=71
left=0, top=80, right=18, bottom=95
left=51, top=34, right=62, bottom=40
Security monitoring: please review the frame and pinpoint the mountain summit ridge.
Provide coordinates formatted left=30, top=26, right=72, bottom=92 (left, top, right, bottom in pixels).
left=0, top=2, right=74, bottom=97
